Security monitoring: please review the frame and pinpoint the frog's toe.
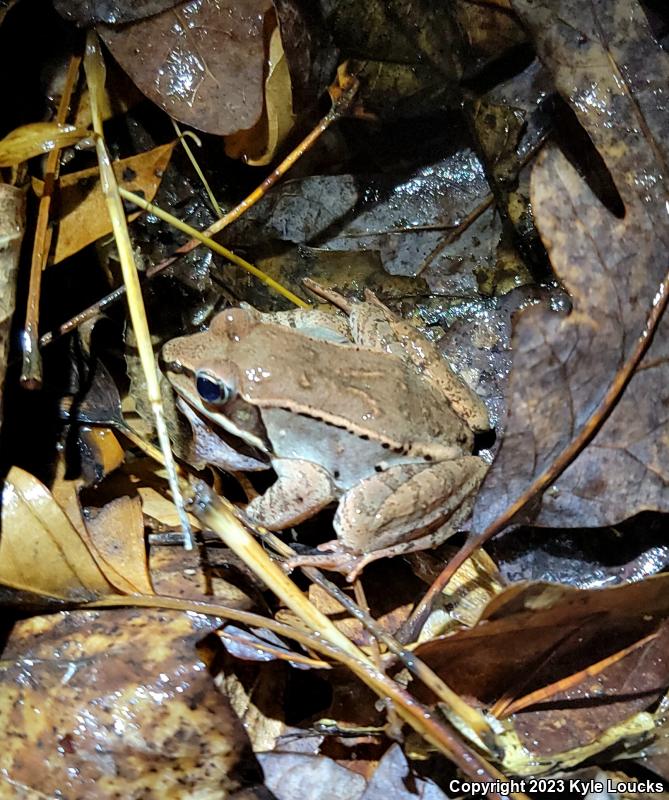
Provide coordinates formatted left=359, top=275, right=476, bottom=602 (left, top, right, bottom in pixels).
left=284, top=547, right=367, bottom=580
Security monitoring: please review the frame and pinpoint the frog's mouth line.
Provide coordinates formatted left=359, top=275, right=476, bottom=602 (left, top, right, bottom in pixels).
left=165, top=368, right=270, bottom=455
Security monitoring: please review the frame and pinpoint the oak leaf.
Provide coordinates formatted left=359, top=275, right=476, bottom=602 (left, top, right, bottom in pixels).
left=473, top=0, right=669, bottom=533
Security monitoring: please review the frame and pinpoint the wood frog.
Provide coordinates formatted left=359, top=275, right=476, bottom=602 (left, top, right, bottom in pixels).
left=162, top=282, right=490, bottom=578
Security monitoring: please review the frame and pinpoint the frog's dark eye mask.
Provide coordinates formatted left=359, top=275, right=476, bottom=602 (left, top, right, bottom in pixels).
left=195, top=369, right=233, bottom=405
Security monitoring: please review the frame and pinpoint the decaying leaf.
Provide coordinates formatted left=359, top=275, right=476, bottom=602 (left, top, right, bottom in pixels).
left=473, top=0, right=669, bottom=532
left=225, top=141, right=495, bottom=280
left=32, top=141, right=175, bottom=263
left=99, top=0, right=274, bottom=136
left=259, top=743, right=450, bottom=800
left=0, top=467, right=113, bottom=601
left=414, top=576, right=669, bottom=769
left=0, top=122, right=89, bottom=167
left=0, top=607, right=266, bottom=798
left=259, top=751, right=367, bottom=800
left=319, top=0, right=462, bottom=117
left=273, top=0, right=339, bottom=111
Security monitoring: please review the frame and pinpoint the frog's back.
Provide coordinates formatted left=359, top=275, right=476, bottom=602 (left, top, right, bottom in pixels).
left=237, top=322, right=473, bottom=458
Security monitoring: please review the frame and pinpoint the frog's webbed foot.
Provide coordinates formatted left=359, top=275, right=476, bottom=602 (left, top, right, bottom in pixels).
left=245, top=458, right=336, bottom=530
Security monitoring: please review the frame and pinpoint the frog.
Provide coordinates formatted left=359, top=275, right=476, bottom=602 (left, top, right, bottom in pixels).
left=162, top=281, right=490, bottom=579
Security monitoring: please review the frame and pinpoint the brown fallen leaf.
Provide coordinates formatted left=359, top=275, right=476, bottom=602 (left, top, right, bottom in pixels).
left=413, top=576, right=669, bottom=766
left=0, top=122, right=89, bottom=167
left=32, top=142, right=175, bottom=264
left=0, top=467, right=113, bottom=601
left=0, top=607, right=266, bottom=798
left=224, top=24, right=296, bottom=165
left=99, top=0, right=274, bottom=136
left=472, top=0, right=669, bottom=533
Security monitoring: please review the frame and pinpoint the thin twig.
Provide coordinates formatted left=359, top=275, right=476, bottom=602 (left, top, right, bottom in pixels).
left=21, top=54, right=81, bottom=387
left=118, top=188, right=308, bottom=308
left=83, top=32, right=193, bottom=550
left=38, top=67, right=360, bottom=348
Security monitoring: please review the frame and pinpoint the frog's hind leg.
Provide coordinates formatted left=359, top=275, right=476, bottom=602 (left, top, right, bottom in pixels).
left=245, top=458, right=337, bottom=530
left=334, top=457, right=486, bottom=552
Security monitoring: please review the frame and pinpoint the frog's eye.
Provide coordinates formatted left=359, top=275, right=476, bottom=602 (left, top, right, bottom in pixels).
left=195, top=371, right=232, bottom=405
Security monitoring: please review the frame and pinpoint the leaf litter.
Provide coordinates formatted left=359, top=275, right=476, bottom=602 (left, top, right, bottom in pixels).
left=0, top=0, right=668, bottom=797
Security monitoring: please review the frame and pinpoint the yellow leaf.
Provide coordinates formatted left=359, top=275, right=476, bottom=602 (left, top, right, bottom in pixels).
left=85, top=495, right=154, bottom=595
left=32, top=142, right=176, bottom=264
left=0, top=122, right=89, bottom=167
left=0, top=467, right=114, bottom=600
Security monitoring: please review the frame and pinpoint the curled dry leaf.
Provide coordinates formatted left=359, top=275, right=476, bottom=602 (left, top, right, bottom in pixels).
left=84, top=495, right=154, bottom=595
left=32, top=141, right=176, bottom=264
left=99, top=0, right=274, bottom=136
left=0, top=184, right=25, bottom=428
left=473, top=0, right=669, bottom=533
left=0, top=467, right=113, bottom=601
left=0, top=607, right=266, bottom=798
left=0, top=122, right=89, bottom=167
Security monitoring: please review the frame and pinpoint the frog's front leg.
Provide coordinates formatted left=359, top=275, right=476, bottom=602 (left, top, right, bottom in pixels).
left=285, top=457, right=487, bottom=579
left=245, top=458, right=336, bottom=530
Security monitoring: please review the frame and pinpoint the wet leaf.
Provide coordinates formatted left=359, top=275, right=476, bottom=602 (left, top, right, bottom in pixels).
left=259, top=744, right=450, bottom=800
left=451, top=0, right=526, bottom=68
left=273, top=0, right=339, bottom=111
left=360, top=744, right=451, bottom=800
left=490, top=518, right=669, bottom=589
left=54, top=0, right=183, bottom=25
left=0, top=607, right=266, bottom=798
left=473, top=0, right=669, bottom=533
left=99, top=0, right=274, bottom=136
left=0, top=122, right=89, bottom=167
left=319, top=0, right=462, bottom=117
left=225, top=142, right=495, bottom=280
left=224, top=25, right=296, bottom=165
left=258, top=751, right=367, bottom=800
left=84, top=495, right=154, bottom=594
left=0, top=467, right=113, bottom=601
left=32, top=142, right=175, bottom=264
left=217, top=624, right=320, bottom=668
left=414, top=576, right=669, bottom=765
